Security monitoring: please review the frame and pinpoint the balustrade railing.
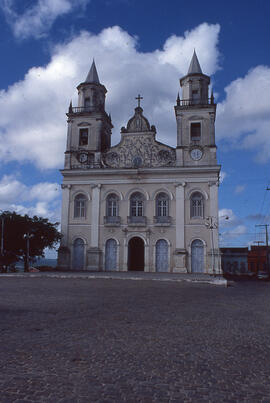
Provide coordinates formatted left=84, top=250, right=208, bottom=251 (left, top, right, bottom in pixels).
left=177, top=98, right=214, bottom=107
left=104, top=216, right=121, bottom=225
left=154, top=216, right=172, bottom=225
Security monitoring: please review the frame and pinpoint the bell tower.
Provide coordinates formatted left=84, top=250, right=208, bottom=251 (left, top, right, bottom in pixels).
left=64, top=60, right=113, bottom=169
left=175, top=51, right=217, bottom=167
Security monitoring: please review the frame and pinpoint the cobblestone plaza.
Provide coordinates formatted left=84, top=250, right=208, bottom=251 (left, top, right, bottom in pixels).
left=1, top=277, right=270, bottom=402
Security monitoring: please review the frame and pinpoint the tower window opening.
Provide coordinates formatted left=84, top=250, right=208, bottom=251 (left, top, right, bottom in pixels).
left=190, top=123, right=201, bottom=142
left=84, top=97, right=90, bottom=108
left=79, top=128, right=88, bottom=146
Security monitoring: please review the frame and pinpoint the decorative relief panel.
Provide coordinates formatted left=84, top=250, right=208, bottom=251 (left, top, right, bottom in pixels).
left=103, top=134, right=176, bottom=168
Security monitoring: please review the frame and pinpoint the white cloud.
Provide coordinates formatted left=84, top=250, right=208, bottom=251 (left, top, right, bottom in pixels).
left=219, top=171, right=227, bottom=184
left=0, top=175, right=60, bottom=220
left=220, top=224, right=248, bottom=246
left=219, top=208, right=250, bottom=246
left=234, top=185, right=245, bottom=194
left=219, top=208, right=237, bottom=227
left=29, top=183, right=61, bottom=202
left=1, top=0, right=90, bottom=39
left=0, top=24, right=221, bottom=169
left=217, top=65, right=270, bottom=162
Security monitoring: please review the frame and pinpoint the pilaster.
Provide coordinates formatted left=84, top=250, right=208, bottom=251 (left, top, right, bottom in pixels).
left=174, top=182, right=187, bottom=273
left=91, top=184, right=101, bottom=247
left=60, top=184, right=71, bottom=246
left=57, top=184, right=71, bottom=269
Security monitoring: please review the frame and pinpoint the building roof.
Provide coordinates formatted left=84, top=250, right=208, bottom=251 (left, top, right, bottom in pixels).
left=85, top=60, right=100, bottom=84
left=187, top=50, right=203, bottom=75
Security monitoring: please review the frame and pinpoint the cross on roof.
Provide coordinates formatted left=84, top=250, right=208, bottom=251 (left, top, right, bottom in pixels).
left=135, top=94, right=143, bottom=107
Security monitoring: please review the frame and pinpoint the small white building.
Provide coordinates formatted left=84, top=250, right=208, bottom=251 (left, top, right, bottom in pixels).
left=58, top=51, right=221, bottom=273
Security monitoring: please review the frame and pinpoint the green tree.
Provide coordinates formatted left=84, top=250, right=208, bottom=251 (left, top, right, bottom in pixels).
left=0, top=211, right=61, bottom=272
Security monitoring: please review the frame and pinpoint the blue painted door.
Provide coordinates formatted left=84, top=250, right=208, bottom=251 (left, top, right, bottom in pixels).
left=156, top=239, right=169, bottom=272
left=105, top=239, right=117, bottom=271
left=191, top=239, right=204, bottom=273
left=72, top=238, right=84, bottom=270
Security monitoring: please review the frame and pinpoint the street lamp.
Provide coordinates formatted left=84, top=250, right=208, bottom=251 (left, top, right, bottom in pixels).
left=205, top=217, right=218, bottom=276
left=23, top=233, right=34, bottom=272
left=206, top=215, right=229, bottom=276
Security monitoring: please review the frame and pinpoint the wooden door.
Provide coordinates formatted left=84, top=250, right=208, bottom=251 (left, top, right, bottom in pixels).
left=156, top=239, right=169, bottom=272
left=72, top=238, right=84, bottom=270
left=191, top=239, right=204, bottom=273
left=105, top=239, right=117, bottom=271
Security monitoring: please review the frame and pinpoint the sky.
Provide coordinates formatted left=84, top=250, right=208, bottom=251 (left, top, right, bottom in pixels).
left=0, top=0, right=270, bottom=255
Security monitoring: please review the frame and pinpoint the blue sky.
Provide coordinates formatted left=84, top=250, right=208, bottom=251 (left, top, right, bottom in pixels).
left=0, top=0, right=270, bottom=253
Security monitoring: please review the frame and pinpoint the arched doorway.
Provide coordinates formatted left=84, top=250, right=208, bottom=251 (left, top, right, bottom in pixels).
left=105, top=239, right=117, bottom=271
left=191, top=239, right=204, bottom=273
left=72, top=238, right=84, bottom=270
left=156, top=239, right=169, bottom=272
left=128, top=237, right=144, bottom=271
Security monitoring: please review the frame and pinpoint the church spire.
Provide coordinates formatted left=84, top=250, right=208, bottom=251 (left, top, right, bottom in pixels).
left=85, top=59, right=100, bottom=84
left=187, top=50, right=202, bottom=75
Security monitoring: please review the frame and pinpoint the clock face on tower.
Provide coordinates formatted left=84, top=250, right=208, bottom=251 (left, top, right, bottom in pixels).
left=190, top=148, right=203, bottom=161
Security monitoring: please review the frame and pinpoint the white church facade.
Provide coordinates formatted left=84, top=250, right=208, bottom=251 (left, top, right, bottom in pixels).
left=57, top=51, right=221, bottom=273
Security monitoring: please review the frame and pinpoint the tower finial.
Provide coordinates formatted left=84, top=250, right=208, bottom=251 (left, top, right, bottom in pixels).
left=188, top=50, right=202, bottom=75
left=211, top=88, right=214, bottom=104
left=176, top=92, right=180, bottom=106
left=69, top=100, right=73, bottom=113
left=85, top=59, right=100, bottom=83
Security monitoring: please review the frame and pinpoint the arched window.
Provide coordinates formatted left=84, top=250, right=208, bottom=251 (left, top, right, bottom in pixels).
left=190, top=122, right=201, bottom=142
left=190, top=192, right=204, bottom=218
left=156, top=192, right=169, bottom=217
left=130, top=192, right=144, bottom=217
left=74, top=194, right=87, bottom=218
left=106, top=194, right=119, bottom=217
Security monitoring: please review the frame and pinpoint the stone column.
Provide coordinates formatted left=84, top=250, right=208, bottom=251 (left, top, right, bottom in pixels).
left=87, top=184, right=102, bottom=270
left=209, top=112, right=216, bottom=145
left=144, top=229, right=151, bottom=272
left=57, top=184, right=71, bottom=269
left=91, top=185, right=101, bottom=247
left=176, top=112, right=184, bottom=166
left=123, top=230, right=128, bottom=272
left=64, top=120, right=72, bottom=169
left=174, top=182, right=187, bottom=273
left=60, top=184, right=71, bottom=246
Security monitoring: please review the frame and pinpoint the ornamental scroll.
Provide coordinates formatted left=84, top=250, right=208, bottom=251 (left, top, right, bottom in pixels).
left=103, top=134, right=176, bottom=168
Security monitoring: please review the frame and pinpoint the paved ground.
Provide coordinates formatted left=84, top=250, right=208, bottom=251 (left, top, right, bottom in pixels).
left=0, top=277, right=270, bottom=402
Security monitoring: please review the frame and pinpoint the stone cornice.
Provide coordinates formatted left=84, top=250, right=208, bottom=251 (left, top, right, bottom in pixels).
left=60, top=165, right=221, bottom=178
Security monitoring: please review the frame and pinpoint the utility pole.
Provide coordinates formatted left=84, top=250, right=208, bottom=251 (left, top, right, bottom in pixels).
left=253, top=240, right=264, bottom=275
left=255, top=224, right=270, bottom=275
